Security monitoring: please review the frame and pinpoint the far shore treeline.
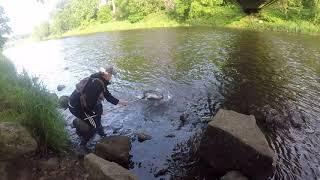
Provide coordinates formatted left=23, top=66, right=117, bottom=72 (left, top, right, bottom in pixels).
left=32, top=0, right=320, bottom=40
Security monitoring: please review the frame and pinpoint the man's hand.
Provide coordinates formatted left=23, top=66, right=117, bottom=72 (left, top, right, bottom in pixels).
left=118, top=100, right=129, bottom=106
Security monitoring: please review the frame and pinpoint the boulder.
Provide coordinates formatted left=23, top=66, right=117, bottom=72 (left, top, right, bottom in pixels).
left=137, top=132, right=152, bottom=142
left=57, top=85, right=66, bottom=91
left=199, top=109, right=276, bottom=180
left=39, top=157, right=59, bottom=170
left=0, top=122, right=37, bottom=160
left=59, top=96, right=69, bottom=109
left=84, top=153, right=137, bottom=180
left=95, top=136, right=131, bottom=168
left=221, top=171, right=248, bottom=180
left=0, top=162, right=8, bottom=180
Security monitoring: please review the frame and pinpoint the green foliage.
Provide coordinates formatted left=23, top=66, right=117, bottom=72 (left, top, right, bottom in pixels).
left=32, top=22, right=50, bottom=40
left=189, top=0, right=224, bottom=19
left=50, top=0, right=99, bottom=35
left=312, top=0, right=320, bottom=23
left=0, top=55, right=68, bottom=153
left=171, top=0, right=192, bottom=21
left=116, top=0, right=165, bottom=23
left=98, top=5, right=113, bottom=23
left=0, top=6, right=11, bottom=49
left=37, top=0, right=320, bottom=38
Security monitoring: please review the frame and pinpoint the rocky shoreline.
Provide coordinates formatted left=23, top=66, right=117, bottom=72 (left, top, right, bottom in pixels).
left=0, top=108, right=276, bottom=180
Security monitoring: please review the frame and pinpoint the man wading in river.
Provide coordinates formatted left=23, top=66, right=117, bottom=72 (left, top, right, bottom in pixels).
left=68, top=66, right=128, bottom=147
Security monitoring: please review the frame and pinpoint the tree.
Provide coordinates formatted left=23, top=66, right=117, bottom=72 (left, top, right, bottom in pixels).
left=311, top=0, right=320, bottom=23
left=0, top=6, right=11, bottom=49
left=97, top=5, right=113, bottom=23
left=112, top=0, right=116, bottom=16
left=116, top=0, right=164, bottom=22
left=32, top=22, right=50, bottom=40
left=49, top=0, right=99, bottom=34
left=172, top=0, right=192, bottom=21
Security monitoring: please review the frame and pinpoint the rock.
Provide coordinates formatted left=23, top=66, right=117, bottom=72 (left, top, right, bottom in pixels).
left=199, top=109, right=276, bottom=180
left=73, top=118, right=91, bottom=136
left=0, top=122, right=37, bottom=160
left=57, top=85, right=66, bottom=91
left=39, top=157, right=59, bottom=170
left=221, top=171, right=248, bottom=180
left=95, top=136, right=131, bottom=168
left=165, top=134, right=175, bottom=138
left=201, top=116, right=212, bottom=123
left=137, top=132, right=152, bottom=142
left=84, top=153, right=137, bottom=180
left=180, top=113, right=189, bottom=122
left=49, top=93, right=59, bottom=102
left=0, top=162, right=8, bottom=180
left=64, top=67, right=69, bottom=70
left=154, top=168, right=169, bottom=177
left=59, top=96, right=69, bottom=109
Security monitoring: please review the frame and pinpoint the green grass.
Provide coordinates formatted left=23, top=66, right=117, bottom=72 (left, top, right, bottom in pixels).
left=228, top=7, right=320, bottom=35
left=187, top=5, right=245, bottom=27
left=48, top=12, right=188, bottom=39
left=0, top=55, right=68, bottom=154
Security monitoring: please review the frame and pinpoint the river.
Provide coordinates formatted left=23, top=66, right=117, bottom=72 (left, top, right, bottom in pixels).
left=4, top=27, right=320, bottom=180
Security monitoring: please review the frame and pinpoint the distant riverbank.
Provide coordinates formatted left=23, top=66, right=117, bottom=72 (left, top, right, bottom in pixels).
left=45, top=10, right=320, bottom=40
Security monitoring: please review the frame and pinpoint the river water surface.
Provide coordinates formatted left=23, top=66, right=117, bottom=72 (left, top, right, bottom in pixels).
left=4, top=27, right=320, bottom=180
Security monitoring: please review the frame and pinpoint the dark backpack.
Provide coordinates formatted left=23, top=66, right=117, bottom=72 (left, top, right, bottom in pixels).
left=75, top=77, right=106, bottom=110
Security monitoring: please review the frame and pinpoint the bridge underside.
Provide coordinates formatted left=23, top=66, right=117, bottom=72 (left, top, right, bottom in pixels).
left=236, top=0, right=275, bottom=14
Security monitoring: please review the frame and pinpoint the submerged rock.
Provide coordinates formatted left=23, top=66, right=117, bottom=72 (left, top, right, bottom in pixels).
left=179, top=113, right=189, bottom=122
left=199, top=109, right=276, bottom=180
left=165, top=134, right=175, bottom=138
left=137, top=132, right=152, bottom=142
left=142, top=90, right=164, bottom=100
left=84, top=153, right=137, bottom=180
left=0, top=122, right=37, bottom=160
left=221, top=171, right=248, bottom=180
left=154, top=168, right=169, bottom=177
left=59, top=96, right=69, bottom=109
left=57, top=85, right=66, bottom=91
left=95, top=136, right=131, bottom=168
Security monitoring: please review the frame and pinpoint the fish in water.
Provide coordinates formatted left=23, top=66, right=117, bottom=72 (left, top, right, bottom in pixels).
left=142, top=90, right=164, bottom=100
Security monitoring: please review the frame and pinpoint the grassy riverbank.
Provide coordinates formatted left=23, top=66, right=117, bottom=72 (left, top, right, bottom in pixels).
left=48, top=12, right=187, bottom=39
left=0, top=55, right=68, bottom=153
left=46, top=7, right=320, bottom=40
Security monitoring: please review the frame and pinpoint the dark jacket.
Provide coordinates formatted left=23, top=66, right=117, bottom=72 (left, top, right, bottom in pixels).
left=69, top=72, right=119, bottom=115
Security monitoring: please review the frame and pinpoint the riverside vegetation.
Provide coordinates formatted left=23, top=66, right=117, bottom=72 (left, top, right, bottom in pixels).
left=32, top=0, right=320, bottom=40
left=0, top=55, right=68, bottom=154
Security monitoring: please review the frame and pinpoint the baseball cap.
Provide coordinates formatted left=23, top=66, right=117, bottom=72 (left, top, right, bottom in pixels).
left=99, top=65, right=117, bottom=76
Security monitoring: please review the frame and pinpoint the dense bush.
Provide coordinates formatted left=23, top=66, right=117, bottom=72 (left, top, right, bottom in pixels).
left=97, top=5, right=113, bottom=23
left=116, top=0, right=165, bottom=23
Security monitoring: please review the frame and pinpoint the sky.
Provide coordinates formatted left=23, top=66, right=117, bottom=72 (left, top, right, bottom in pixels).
left=0, top=0, right=59, bottom=35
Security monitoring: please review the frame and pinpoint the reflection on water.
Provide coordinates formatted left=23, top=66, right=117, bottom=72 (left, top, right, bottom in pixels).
left=4, top=27, right=320, bottom=180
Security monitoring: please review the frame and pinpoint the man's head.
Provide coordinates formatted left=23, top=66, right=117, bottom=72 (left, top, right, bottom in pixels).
left=100, top=66, right=116, bottom=81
